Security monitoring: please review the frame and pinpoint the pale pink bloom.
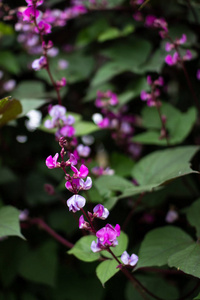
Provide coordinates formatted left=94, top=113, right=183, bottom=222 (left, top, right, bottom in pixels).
left=67, top=194, right=86, bottom=212
left=93, top=204, right=109, bottom=220
left=121, top=251, right=139, bottom=267
left=32, top=56, right=47, bottom=70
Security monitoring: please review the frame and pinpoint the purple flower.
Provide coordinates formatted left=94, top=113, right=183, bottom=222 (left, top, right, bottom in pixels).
left=79, top=215, right=90, bottom=229
left=178, top=34, right=187, bottom=45
left=32, top=56, right=47, bottom=71
left=77, top=144, right=91, bottom=157
left=165, top=42, right=174, bottom=52
left=56, top=77, right=67, bottom=89
left=25, top=0, right=43, bottom=6
left=183, top=50, right=192, bottom=61
left=165, top=210, right=178, bottom=223
left=35, top=20, right=51, bottom=35
left=3, top=79, right=16, bottom=91
left=71, top=164, right=89, bottom=179
left=91, top=224, right=120, bottom=252
left=58, top=59, right=69, bottom=70
left=46, top=153, right=60, bottom=169
left=67, top=194, right=86, bottom=212
left=65, top=176, right=92, bottom=192
left=22, top=6, right=40, bottom=22
left=165, top=52, right=179, bottom=66
left=121, top=251, right=139, bottom=267
left=59, top=125, right=75, bottom=137
left=93, top=204, right=109, bottom=220
left=145, top=15, right=156, bottom=27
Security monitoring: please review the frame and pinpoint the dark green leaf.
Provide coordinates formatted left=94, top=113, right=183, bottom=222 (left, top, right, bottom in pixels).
left=18, top=241, right=58, bottom=286
left=168, top=243, right=200, bottom=279
left=136, top=226, right=193, bottom=269
left=186, top=199, right=200, bottom=238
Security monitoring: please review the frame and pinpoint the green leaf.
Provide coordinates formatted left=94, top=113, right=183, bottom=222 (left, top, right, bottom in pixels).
left=19, top=99, right=47, bottom=118
left=136, top=226, right=193, bottom=269
left=12, top=81, right=45, bottom=99
left=0, top=52, right=20, bottom=74
left=96, top=259, right=120, bottom=286
left=168, top=243, right=200, bottom=279
left=116, top=146, right=199, bottom=200
left=133, top=103, right=197, bottom=145
left=186, top=199, right=200, bottom=238
left=74, top=120, right=99, bottom=136
left=68, top=235, right=100, bottom=262
left=194, top=292, right=200, bottom=300
left=98, top=27, right=121, bottom=42
left=19, top=241, right=58, bottom=286
left=0, top=167, right=17, bottom=185
left=0, top=206, right=25, bottom=239
left=0, top=97, right=22, bottom=127
left=110, top=152, right=135, bottom=176
left=101, top=231, right=129, bottom=259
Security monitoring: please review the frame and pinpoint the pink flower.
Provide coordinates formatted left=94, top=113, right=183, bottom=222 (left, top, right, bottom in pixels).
left=96, top=224, right=120, bottom=246
left=67, top=194, right=86, bottom=212
left=183, top=50, right=192, bottom=61
left=79, top=215, right=90, bottom=229
left=71, top=164, right=89, bottom=179
left=22, top=6, right=40, bottom=22
left=165, top=42, right=174, bottom=52
left=197, top=69, right=200, bottom=80
left=46, top=153, right=60, bottom=169
left=65, top=177, right=92, bottom=192
left=77, top=144, right=91, bottom=157
left=165, top=52, right=179, bottom=66
left=60, top=125, right=75, bottom=137
left=178, top=34, right=187, bottom=45
left=121, top=251, right=139, bottom=267
left=25, top=0, right=43, bottom=6
left=93, top=204, right=109, bottom=220
left=32, top=56, right=47, bottom=71
left=35, top=20, right=52, bottom=35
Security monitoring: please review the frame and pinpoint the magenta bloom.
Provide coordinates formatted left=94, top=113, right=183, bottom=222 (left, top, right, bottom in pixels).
left=121, top=251, right=139, bottom=267
left=60, top=125, right=75, bottom=137
left=93, top=204, right=109, bottom=220
left=67, top=194, right=86, bottom=212
left=165, top=52, right=179, bottom=66
left=197, top=69, right=200, bottom=80
left=35, top=20, right=51, bottom=35
left=25, top=0, right=43, bottom=6
left=46, top=153, right=60, bottom=169
left=22, top=6, right=40, bottom=22
left=71, top=164, right=89, bottom=179
left=91, top=224, right=120, bottom=252
left=96, top=224, right=120, bottom=246
left=65, top=177, right=92, bottom=192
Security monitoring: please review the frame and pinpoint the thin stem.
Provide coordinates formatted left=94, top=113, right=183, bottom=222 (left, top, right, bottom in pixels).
left=80, top=207, right=96, bottom=233
left=30, top=218, right=73, bottom=248
left=33, top=5, right=62, bottom=105
left=122, top=192, right=145, bottom=231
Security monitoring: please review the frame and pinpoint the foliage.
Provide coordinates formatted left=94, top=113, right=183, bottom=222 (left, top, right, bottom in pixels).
left=1, top=0, right=200, bottom=299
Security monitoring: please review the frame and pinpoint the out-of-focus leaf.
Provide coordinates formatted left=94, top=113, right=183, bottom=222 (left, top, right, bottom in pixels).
left=0, top=206, right=25, bottom=239
left=185, top=198, right=200, bottom=238
left=68, top=235, right=100, bottom=262
left=98, top=24, right=134, bottom=42
left=168, top=243, right=200, bottom=279
left=0, top=22, right=14, bottom=35
left=0, top=167, right=17, bottom=184
left=19, top=241, right=58, bottom=286
left=194, top=292, right=200, bottom=300
left=110, top=152, right=135, bottom=176
left=133, top=103, right=197, bottom=145
left=13, top=81, right=45, bottom=99
left=0, top=52, right=20, bottom=74
left=125, top=274, right=179, bottom=300
left=74, top=120, right=99, bottom=136
left=136, top=226, right=193, bottom=269
left=19, top=99, right=47, bottom=117
left=96, top=259, right=120, bottom=286
left=0, top=97, right=22, bottom=126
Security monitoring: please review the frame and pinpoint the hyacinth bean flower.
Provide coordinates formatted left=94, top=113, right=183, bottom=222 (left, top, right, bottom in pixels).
left=65, top=177, right=92, bottom=192
left=22, top=6, right=40, bottom=22
left=91, top=224, right=120, bottom=252
left=121, top=251, right=139, bottom=267
left=46, top=153, right=60, bottom=169
left=67, top=194, right=86, bottom=212
left=32, top=56, right=47, bottom=71
left=25, top=0, right=43, bottom=6
left=71, top=164, right=89, bottom=179
left=93, top=204, right=109, bottom=220
left=79, top=215, right=90, bottom=229
left=77, top=144, right=91, bottom=157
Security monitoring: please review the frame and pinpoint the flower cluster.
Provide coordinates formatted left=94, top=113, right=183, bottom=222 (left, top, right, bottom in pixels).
left=140, top=75, right=164, bottom=107
left=44, top=105, right=76, bottom=140
left=93, top=90, right=142, bottom=159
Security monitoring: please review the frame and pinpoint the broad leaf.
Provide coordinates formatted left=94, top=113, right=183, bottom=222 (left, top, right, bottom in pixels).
left=19, top=241, right=58, bottom=286
left=186, top=199, right=200, bottom=238
left=194, top=292, right=200, bottom=300
left=115, top=146, right=200, bottom=200
left=133, top=103, right=197, bottom=145
left=68, top=235, right=100, bottom=262
left=96, top=259, right=119, bottom=286
left=74, top=121, right=99, bottom=136
left=0, top=206, right=25, bottom=239
left=168, top=243, right=200, bottom=279
left=136, top=226, right=193, bottom=269
left=0, top=97, right=22, bottom=127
